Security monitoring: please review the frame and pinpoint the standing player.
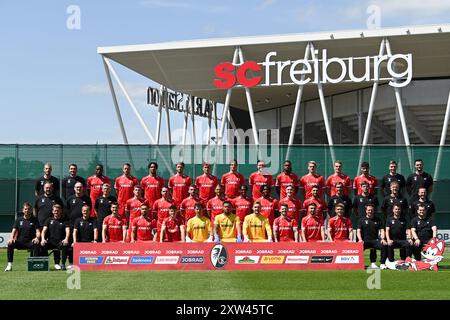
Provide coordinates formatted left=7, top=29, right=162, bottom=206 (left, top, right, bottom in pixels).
left=5, top=202, right=41, bottom=272
left=207, top=184, right=225, bottom=222
left=357, top=204, right=388, bottom=269
left=94, top=183, right=117, bottom=241
left=406, top=159, right=434, bottom=202
left=34, top=181, right=64, bottom=227
left=380, top=160, right=406, bottom=197
left=180, top=186, right=201, bottom=224
left=35, top=163, right=60, bottom=197
left=195, top=162, right=219, bottom=206
left=168, top=162, right=192, bottom=207
left=278, top=185, right=302, bottom=222
left=303, top=185, right=328, bottom=219
left=140, top=162, right=165, bottom=208
left=132, top=203, right=157, bottom=242
left=61, top=164, right=86, bottom=200
left=186, top=203, right=213, bottom=243
left=87, top=164, right=111, bottom=216
left=353, top=181, right=379, bottom=220
left=353, top=162, right=378, bottom=196
left=300, top=161, right=325, bottom=200
left=327, top=203, right=353, bottom=242
left=114, top=163, right=139, bottom=217
left=221, top=160, right=245, bottom=200
left=326, top=160, right=352, bottom=197
left=273, top=203, right=299, bottom=242
left=152, top=187, right=176, bottom=238
left=301, top=203, right=325, bottom=242
left=327, top=182, right=352, bottom=218
left=385, top=204, right=412, bottom=262
left=73, top=205, right=98, bottom=244
left=411, top=204, right=437, bottom=261
left=249, top=160, right=274, bottom=201
left=160, top=205, right=185, bottom=242
left=214, top=201, right=242, bottom=243
left=380, top=181, right=408, bottom=219
left=242, top=202, right=273, bottom=242
left=231, top=185, right=253, bottom=222
left=275, top=160, right=300, bottom=199
left=102, top=202, right=127, bottom=243
left=256, top=185, right=279, bottom=227
left=125, top=185, right=148, bottom=242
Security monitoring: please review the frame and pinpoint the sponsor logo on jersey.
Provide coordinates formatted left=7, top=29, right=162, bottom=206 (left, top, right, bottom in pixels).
left=285, top=256, right=310, bottom=264
left=311, top=256, right=334, bottom=263
left=235, top=256, right=260, bottom=264
left=260, top=256, right=285, bottom=264
left=104, top=256, right=129, bottom=265
left=130, top=256, right=154, bottom=264
left=79, top=256, right=104, bottom=265
left=181, top=256, right=205, bottom=264
left=210, top=244, right=228, bottom=268
left=335, top=256, right=359, bottom=264
left=155, top=256, right=179, bottom=264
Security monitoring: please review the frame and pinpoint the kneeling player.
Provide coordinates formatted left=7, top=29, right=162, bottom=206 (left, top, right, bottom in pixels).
left=327, top=203, right=353, bottom=242
left=214, top=201, right=242, bottom=242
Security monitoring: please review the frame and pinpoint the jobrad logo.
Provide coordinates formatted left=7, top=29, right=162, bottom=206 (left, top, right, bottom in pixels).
left=213, top=50, right=412, bottom=89
left=181, top=256, right=205, bottom=264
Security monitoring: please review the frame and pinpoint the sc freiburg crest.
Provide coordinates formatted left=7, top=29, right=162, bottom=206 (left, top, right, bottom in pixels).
left=210, top=244, right=227, bottom=269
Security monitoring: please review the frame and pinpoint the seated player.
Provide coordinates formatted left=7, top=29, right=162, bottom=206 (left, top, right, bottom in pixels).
left=214, top=201, right=242, bottom=243
left=132, top=203, right=158, bottom=242
left=102, top=202, right=127, bottom=243
left=301, top=203, right=325, bottom=242
left=273, top=203, right=299, bottom=242
left=327, top=203, right=353, bottom=242
left=160, top=205, right=185, bottom=242
left=242, top=202, right=273, bottom=242
left=186, top=203, right=213, bottom=243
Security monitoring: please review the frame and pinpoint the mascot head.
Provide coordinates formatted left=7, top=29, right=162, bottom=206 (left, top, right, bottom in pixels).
left=421, top=238, right=445, bottom=261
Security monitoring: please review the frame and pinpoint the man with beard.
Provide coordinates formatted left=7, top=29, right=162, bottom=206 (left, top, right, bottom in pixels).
left=168, top=162, right=192, bottom=207
left=275, top=160, right=300, bottom=199
left=87, top=164, right=111, bottom=216
left=140, top=162, right=165, bottom=208
left=61, top=163, right=86, bottom=200
left=380, top=160, right=406, bottom=197
left=34, top=181, right=64, bottom=227
left=35, top=163, right=60, bottom=197
left=406, top=159, right=433, bottom=202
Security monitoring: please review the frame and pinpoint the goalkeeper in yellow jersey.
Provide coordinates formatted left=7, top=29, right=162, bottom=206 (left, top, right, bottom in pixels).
left=214, top=201, right=242, bottom=243
left=242, top=201, right=273, bottom=242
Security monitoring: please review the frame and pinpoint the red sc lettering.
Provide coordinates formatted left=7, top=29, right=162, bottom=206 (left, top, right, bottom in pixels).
left=213, top=61, right=262, bottom=89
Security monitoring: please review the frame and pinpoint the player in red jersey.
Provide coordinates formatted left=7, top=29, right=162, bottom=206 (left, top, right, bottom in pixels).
left=152, top=187, right=175, bottom=238
left=273, top=203, right=299, bottom=242
left=256, top=185, right=279, bottom=226
left=180, top=185, right=201, bottom=224
left=232, top=185, right=253, bottom=222
left=278, top=185, right=302, bottom=222
left=326, top=160, right=352, bottom=197
left=140, top=162, right=165, bottom=208
left=249, top=160, right=274, bottom=200
left=131, top=203, right=157, bottom=242
left=86, top=164, right=111, bottom=216
left=303, top=185, right=328, bottom=219
left=301, top=203, right=325, bottom=242
left=160, top=205, right=185, bottom=242
left=300, top=161, right=325, bottom=200
left=125, top=185, right=149, bottom=242
left=114, top=163, right=139, bottom=216
left=275, top=160, right=300, bottom=199
left=207, top=184, right=225, bottom=222
left=168, top=162, right=192, bottom=207
left=195, top=162, right=219, bottom=206
left=221, top=160, right=246, bottom=200
left=102, top=203, right=127, bottom=243
left=327, top=203, right=354, bottom=242
left=353, top=162, right=378, bottom=196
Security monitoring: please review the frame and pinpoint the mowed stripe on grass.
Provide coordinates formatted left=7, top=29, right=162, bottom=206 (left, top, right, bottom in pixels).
left=0, top=249, right=449, bottom=300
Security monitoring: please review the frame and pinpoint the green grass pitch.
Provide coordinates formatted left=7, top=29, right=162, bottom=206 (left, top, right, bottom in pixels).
left=0, top=249, right=449, bottom=300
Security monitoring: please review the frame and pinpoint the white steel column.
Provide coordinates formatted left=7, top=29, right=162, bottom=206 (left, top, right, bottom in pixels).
left=434, top=91, right=450, bottom=180
left=207, top=103, right=213, bottom=145
left=182, top=96, right=190, bottom=145
left=288, top=43, right=311, bottom=146
left=238, top=47, right=259, bottom=145
left=385, top=38, right=410, bottom=146
left=155, top=85, right=164, bottom=143
left=102, top=56, right=129, bottom=144
left=163, top=87, right=172, bottom=145
left=218, top=47, right=240, bottom=145
left=191, top=96, right=197, bottom=145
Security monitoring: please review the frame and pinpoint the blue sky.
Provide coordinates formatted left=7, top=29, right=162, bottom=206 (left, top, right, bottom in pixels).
left=1, top=0, right=450, bottom=144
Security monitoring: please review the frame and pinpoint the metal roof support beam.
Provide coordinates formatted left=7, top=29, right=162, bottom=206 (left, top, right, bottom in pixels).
left=191, top=96, right=197, bottom=145
left=182, top=96, right=189, bottom=145
left=155, top=85, right=163, bottom=144
left=403, top=109, right=434, bottom=144
left=218, top=47, right=240, bottom=145
left=162, top=86, right=172, bottom=145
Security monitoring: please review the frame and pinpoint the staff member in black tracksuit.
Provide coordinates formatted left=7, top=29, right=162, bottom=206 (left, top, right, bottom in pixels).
left=61, top=163, right=86, bottom=200
left=385, top=204, right=412, bottom=262
left=357, top=204, right=387, bottom=269
left=411, top=203, right=437, bottom=261
left=5, top=202, right=41, bottom=272
left=73, top=205, right=98, bottom=243
left=41, top=204, right=70, bottom=270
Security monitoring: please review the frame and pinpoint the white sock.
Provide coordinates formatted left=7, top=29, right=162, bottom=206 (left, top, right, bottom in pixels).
left=7, top=262, right=12, bottom=267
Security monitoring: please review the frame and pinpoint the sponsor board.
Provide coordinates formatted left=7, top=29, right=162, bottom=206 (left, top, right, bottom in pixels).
left=335, top=256, right=359, bottom=264
left=180, top=256, right=204, bottom=264
left=155, top=256, right=179, bottom=264
left=261, top=256, right=285, bottom=264
left=0, top=233, right=9, bottom=248
left=105, top=256, right=129, bottom=265
left=235, top=256, right=260, bottom=264
left=285, top=256, right=310, bottom=264
left=130, top=256, right=154, bottom=265
left=79, top=256, right=104, bottom=265
left=311, top=256, right=334, bottom=263
left=437, top=229, right=450, bottom=244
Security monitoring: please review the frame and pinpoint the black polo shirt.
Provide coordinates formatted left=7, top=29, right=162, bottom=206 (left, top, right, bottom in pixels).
left=409, top=200, right=436, bottom=218
left=61, top=175, right=86, bottom=200
left=73, top=217, right=97, bottom=242
left=406, top=172, right=433, bottom=199
left=65, top=195, right=92, bottom=227
left=386, top=216, right=409, bottom=240
left=381, top=195, right=408, bottom=217
left=13, top=216, right=40, bottom=243
left=353, top=194, right=379, bottom=219
left=34, top=194, right=64, bottom=226
left=35, top=175, right=60, bottom=197
left=357, top=216, right=384, bottom=241
left=380, top=173, right=406, bottom=197
left=327, top=195, right=352, bottom=217
left=411, top=215, right=436, bottom=243
left=94, top=195, right=117, bottom=225
left=44, top=217, right=69, bottom=242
